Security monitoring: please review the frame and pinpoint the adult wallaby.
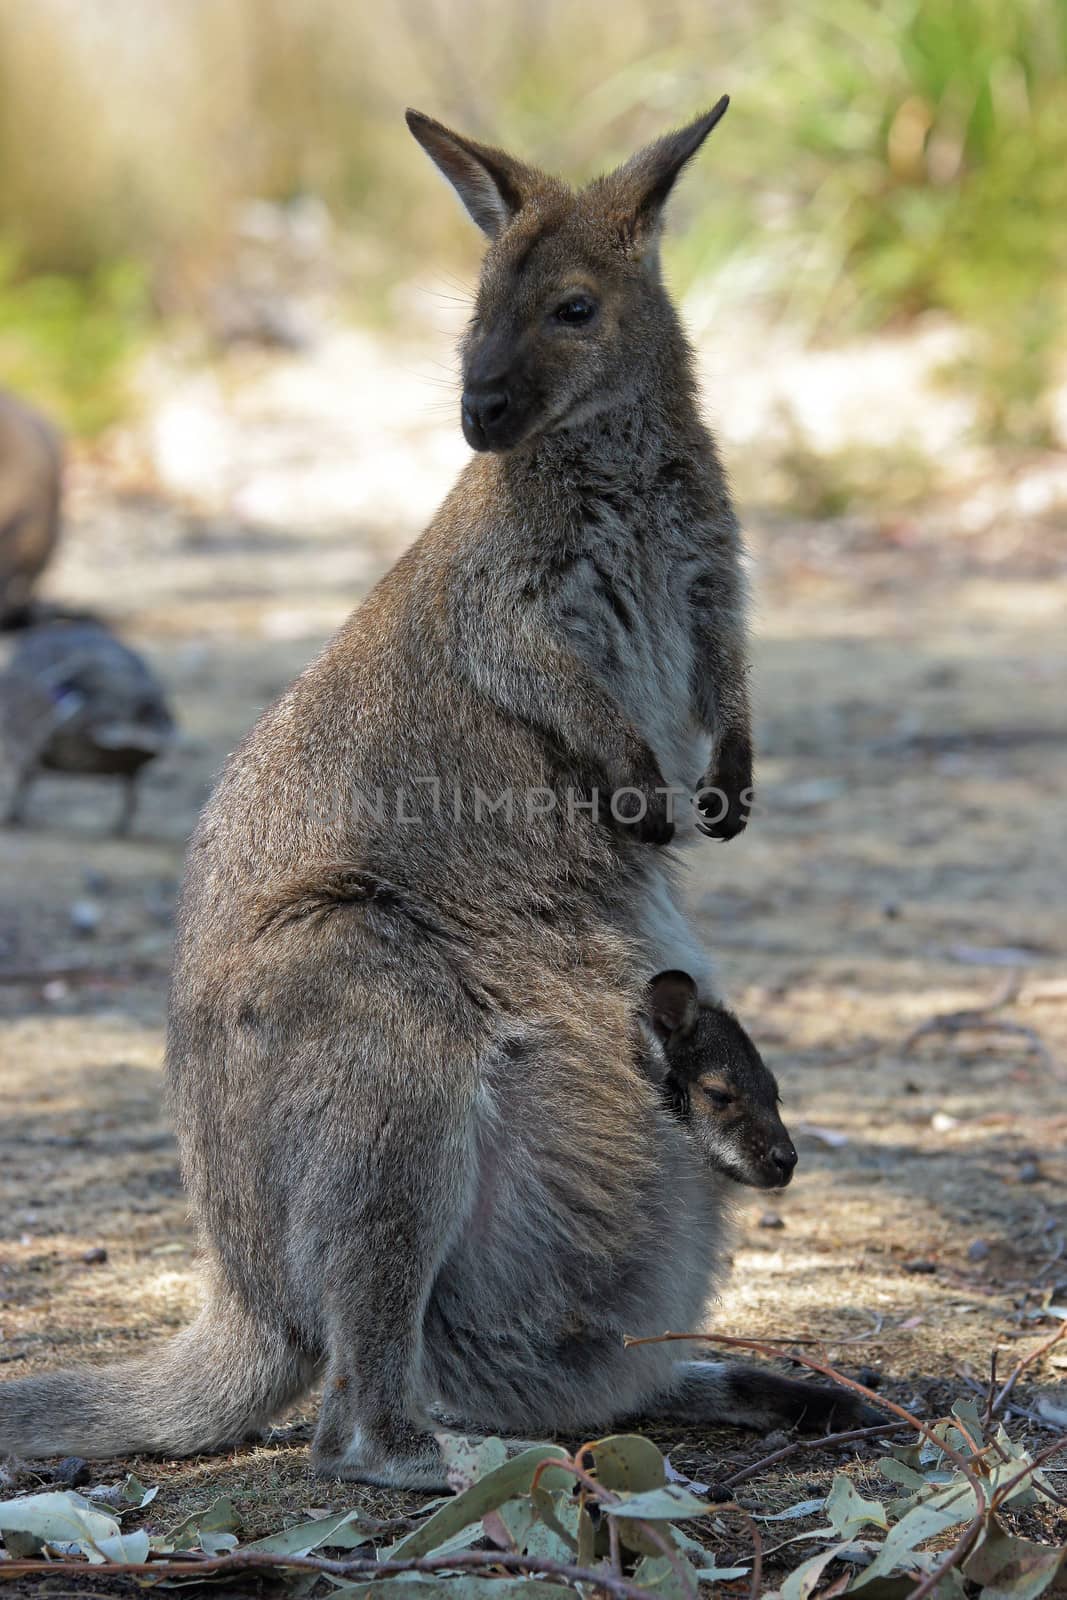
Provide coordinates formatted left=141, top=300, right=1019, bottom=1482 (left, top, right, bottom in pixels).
left=0, top=391, right=62, bottom=627
left=0, top=105, right=866, bottom=1486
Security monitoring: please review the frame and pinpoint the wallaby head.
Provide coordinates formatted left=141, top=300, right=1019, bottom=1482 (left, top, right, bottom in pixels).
left=406, top=98, right=728, bottom=452
left=648, top=971, right=798, bottom=1191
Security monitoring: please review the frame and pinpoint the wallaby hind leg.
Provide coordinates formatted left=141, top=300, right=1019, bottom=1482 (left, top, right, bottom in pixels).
left=652, top=1360, right=883, bottom=1433
left=304, top=1035, right=483, bottom=1489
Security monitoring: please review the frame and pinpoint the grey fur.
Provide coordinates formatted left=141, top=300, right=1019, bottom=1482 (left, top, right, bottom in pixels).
left=0, top=108, right=870, bottom=1486
left=0, top=620, right=175, bottom=833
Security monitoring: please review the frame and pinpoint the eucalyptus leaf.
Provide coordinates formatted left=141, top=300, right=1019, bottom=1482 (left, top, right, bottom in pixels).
left=949, top=1397, right=986, bottom=1450
left=963, top=1523, right=1066, bottom=1600
left=164, top=1494, right=239, bottom=1552
left=588, top=1434, right=667, bottom=1493
left=484, top=1495, right=537, bottom=1552
left=825, top=1473, right=889, bottom=1538
left=441, top=1433, right=509, bottom=1490
left=0, top=1490, right=121, bottom=1563
left=850, top=1477, right=976, bottom=1590
left=780, top=1539, right=853, bottom=1600
left=602, top=1484, right=712, bottom=1521
left=878, top=1459, right=923, bottom=1491
left=576, top=1501, right=597, bottom=1567
left=631, top=1553, right=700, bottom=1600
left=95, top=1527, right=151, bottom=1562
left=757, top=1498, right=826, bottom=1521
left=388, top=1445, right=570, bottom=1560
left=242, top=1506, right=380, bottom=1557
left=527, top=1487, right=580, bottom=1556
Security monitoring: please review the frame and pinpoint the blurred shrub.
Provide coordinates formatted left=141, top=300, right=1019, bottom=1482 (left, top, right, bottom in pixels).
left=0, top=0, right=1063, bottom=441
left=742, top=0, right=1067, bottom=443
left=0, top=250, right=150, bottom=435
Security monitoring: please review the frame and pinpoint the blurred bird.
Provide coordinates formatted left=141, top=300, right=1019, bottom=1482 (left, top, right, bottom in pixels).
left=0, top=390, right=63, bottom=627
left=0, top=621, right=175, bottom=835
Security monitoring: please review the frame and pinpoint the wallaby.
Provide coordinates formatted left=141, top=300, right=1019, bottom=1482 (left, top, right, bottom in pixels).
left=0, top=621, right=175, bottom=833
left=0, top=105, right=870, bottom=1487
left=0, top=391, right=62, bottom=628
left=646, top=970, right=798, bottom=1190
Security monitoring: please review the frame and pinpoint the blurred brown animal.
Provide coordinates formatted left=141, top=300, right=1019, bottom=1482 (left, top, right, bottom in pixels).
left=0, top=391, right=62, bottom=627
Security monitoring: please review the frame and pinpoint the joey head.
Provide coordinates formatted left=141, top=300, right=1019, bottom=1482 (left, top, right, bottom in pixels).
left=646, top=970, right=797, bottom=1190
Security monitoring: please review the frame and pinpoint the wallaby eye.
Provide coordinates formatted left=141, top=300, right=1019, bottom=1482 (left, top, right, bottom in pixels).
left=554, top=297, right=597, bottom=326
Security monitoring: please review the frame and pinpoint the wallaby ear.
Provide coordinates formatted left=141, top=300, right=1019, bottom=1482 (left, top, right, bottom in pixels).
left=606, top=96, right=729, bottom=256
left=648, top=970, right=700, bottom=1041
left=406, top=109, right=538, bottom=239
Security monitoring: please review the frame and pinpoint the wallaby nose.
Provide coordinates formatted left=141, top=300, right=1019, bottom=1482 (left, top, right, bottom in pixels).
left=770, top=1142, right=797, bottom=1183
left=462, top=388, right=510, bottom=448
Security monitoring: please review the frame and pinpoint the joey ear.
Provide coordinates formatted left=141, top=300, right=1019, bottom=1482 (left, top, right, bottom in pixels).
left=647, top=970, right=700, bottom=1041
left=406, top=108, right=538, bottom=238
left=606, top=95, right=729, bottom=257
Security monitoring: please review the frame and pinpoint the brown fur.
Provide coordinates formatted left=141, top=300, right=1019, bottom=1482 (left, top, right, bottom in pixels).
left=0, top=391, right=62, bottom=626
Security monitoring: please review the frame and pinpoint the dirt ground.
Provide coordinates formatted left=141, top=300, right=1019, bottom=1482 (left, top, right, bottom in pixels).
left=1, top=354, right=1065, bottom=1589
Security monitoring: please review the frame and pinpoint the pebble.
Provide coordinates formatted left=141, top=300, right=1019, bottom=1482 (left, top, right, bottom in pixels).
left=760, top=1430, right=791, bottom=1451
left=82, top=1246, right=108, bottom=1265
left=52, top=1457, right=90, bottom=1488
left=1018, top=1160, right=1042, bottom=1184
left=902, top=1258, right=937, bottom=1274
left=69, top=900, right=101, bottom=937
left=967, top=1238, right=991, bottom=1262
left=759, top=1210, right=786, bottom=1229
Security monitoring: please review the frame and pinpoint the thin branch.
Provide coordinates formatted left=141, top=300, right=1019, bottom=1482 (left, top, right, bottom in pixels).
left=718, top=1502, right=762, bottom=1600
left=989, top=1432, right=1067, bottom=1513
left=0, top=1546, right=659, bottom=1599
left=623, top=1329, right=992, bottom=1600
left=989, top=1321, right=1067, bottom=1419
left=623, top=1331, right=987, bottom=1500
left=724, top=1421, right=912, bottom=1490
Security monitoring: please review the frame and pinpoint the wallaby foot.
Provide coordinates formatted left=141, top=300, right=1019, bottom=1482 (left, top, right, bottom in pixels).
left=311, top=1410, right=449, bottom=1490
left=655, top=1359, right=883, bottom=1433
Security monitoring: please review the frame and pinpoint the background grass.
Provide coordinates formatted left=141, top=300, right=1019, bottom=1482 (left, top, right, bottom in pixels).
left=0, top=0, right=1064, bottom=441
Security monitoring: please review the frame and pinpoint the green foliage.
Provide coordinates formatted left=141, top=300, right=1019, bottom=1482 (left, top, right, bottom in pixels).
left=0, top=248, right=151, bottom=435
left=0, top=0, right=1064, bottom=438
left=732, top=0, right=1067, bottom=441
left=1, top=1414, right=1063, bottom=1596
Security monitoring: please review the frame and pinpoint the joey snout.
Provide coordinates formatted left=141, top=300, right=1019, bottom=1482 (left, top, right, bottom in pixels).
left=750, top=1133, right=797, bottom=1190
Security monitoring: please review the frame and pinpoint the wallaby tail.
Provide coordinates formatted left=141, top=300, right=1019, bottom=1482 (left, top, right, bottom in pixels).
left=0, top=1289, right=314, bottom=1460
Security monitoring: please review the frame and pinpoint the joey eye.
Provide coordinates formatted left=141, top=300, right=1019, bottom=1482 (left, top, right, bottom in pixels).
left=554, top=297, right=597, bottom=326
left=701, top=1086, right=735, bottom=1112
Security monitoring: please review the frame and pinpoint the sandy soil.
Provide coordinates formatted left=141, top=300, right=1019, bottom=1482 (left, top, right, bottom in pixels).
left=1, top=335, right=1065, bottom=1588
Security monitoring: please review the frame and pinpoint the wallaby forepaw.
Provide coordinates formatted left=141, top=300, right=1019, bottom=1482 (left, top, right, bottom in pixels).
left=696, top=733, right=753, bottom=842
left=610, top=752, right=674, bottom=846
left=619, top=793, right=674, bottom=846
left=696, top=792, right=750, bottom=842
